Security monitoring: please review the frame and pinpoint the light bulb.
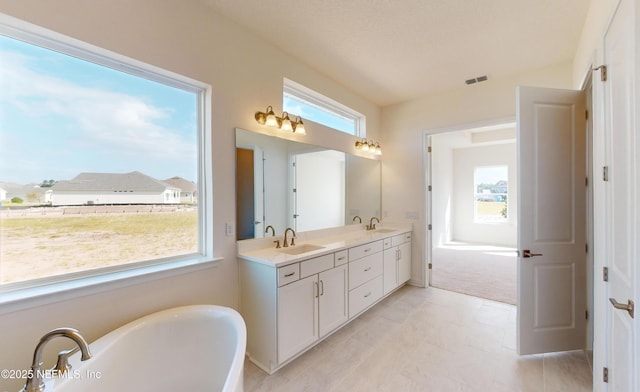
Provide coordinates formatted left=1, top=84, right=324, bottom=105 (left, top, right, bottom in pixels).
left=281, top=112, right=293, bottom=132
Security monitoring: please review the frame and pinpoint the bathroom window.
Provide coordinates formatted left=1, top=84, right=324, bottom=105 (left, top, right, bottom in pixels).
left=283, top=78, right=366, bottom=136
left=474, top=166, right=508, bottom=223
left=0, top=20, right=212, bottom=291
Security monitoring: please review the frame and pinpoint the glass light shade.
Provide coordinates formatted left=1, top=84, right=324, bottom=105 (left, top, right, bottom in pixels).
left=294, top=118, right=306, bottom=134
left=281, top=112, right=293, bottom=132
left=265, top=106, right=278, bottom=127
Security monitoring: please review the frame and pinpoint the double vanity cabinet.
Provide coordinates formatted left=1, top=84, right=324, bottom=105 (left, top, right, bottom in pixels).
left=238, top=227, right=412, bottom=374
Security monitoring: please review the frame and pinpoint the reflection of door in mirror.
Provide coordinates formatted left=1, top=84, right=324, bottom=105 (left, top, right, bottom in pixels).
left=236, top=146, right=265, bottom=240
left=292, top=150, right=345, bottom=232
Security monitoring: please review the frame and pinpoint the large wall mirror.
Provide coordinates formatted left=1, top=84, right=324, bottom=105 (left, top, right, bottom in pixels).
left=236, top=128, right=381, bottom=240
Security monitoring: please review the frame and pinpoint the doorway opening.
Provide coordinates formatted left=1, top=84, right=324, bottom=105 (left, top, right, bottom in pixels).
left=427, top=122, right=518, bottom=304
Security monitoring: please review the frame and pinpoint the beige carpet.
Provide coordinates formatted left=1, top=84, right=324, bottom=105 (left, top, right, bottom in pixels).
left=431, top=243, right=517, bottom=304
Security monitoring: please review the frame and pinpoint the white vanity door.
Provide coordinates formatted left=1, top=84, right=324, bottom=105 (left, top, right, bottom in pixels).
left=318, top=264, right=348, bottom=337
left=398, top=241, right=412, bottom=284
left=383, top=247, right=398, bottom=295
left=278, top=275, right=318, bottom=363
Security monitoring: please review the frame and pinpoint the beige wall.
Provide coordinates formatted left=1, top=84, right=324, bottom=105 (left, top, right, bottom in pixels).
left=0, top=1, right=380, bottom=389
left=572, top=0, right=620, bottom=87
left=381, top=62, right=573, bottom=286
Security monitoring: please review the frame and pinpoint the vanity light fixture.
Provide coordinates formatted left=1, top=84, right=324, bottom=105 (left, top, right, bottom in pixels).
left=255, top=106, right=307, bottom=134
left=293, top=116, right=306, bottom=135
left=281, top=112, right=293, bottom=132
left=355, top=138, right=381, bottom=155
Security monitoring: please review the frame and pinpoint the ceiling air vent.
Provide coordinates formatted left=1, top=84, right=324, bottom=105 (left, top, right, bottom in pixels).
left=465, top=75, right=489, bottom=85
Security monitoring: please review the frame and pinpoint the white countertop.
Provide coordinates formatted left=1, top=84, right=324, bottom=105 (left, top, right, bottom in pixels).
left=238, top=226, right=411, bottom=267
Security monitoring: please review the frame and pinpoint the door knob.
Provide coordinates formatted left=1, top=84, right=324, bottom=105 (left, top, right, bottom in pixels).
left=609, top=298, right=634, bottom=318
left=522, top=249, right=543, bottom=258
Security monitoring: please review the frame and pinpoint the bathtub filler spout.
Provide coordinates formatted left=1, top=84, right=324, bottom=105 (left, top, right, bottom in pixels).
left=367, top=217, right=380, bottom=230
left=283, top=227, right=296, bottom=247
left=21, top=327, right=91, bottom=392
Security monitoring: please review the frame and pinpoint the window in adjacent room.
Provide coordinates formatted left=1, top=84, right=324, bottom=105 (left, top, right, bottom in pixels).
left=0, top=21, right=211, bottom=290
left=283, top=78, right=366, bottom=136
left=474, top=165, right=508, bottom=223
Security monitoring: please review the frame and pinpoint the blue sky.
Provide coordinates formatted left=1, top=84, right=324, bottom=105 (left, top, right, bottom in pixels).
left=0, top=35, right=198, bottom=185
left=475, top=166, right=508, bottom=187
left=283, top=95, right=355, bottom=135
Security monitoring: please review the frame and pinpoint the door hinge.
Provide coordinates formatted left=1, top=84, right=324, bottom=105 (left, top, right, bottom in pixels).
left=593, top=65, right=607, bottom=82
left=428, top=185, right=432, bottom=191
left=585, top=310, right=589, bottom=320
left=603, top=166, right=609, bottom=181
left=603, top=367, right=609, bottom=383
left=585, top=243, right=589, bottom=253
left=585, top=177, right=589, bottom=187
left=603, top=266, right=609, bottom=282
left=428, top=224, right=432, bottom=230
left=428, top=263, right=433, bottom=270
left=585, top=110, right=589, bottom=120
left=427, top=146, right=432, bottom=153
left=292, top=188, right=297, bottom=193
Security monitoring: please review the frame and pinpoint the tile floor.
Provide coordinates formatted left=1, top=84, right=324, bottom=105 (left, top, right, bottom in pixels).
left=244, top=285, right=593, bottom=392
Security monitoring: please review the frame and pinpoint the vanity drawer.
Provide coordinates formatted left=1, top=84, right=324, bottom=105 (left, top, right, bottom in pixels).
left=349, top=275, right=383, bottom=318
left=334, top=250, right=349, bottom=266
left=300, top=254, right=334, bottom=279
left=383, top=237, right=393, bottom=249
left=278, top=264, right=300, bottom=287
left=349, top=252, right=383, bottom=289
left=392, top=233, right=411, bottom=247
left=348, top=240, right=383, bottom=261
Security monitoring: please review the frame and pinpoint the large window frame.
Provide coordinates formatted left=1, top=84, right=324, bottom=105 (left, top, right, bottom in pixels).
left=0, top=14, right=215, bottom=309
left=283, top=78, right=366, bottom=136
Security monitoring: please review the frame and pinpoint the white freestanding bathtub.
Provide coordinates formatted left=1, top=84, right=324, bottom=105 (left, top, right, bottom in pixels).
left=49, top=305, right=246, bottom=392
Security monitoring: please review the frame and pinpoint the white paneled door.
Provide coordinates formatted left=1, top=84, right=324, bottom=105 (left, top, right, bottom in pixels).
left=596, top=0, right=637, bottom=390
left=516, top=86, right=587, bottom=355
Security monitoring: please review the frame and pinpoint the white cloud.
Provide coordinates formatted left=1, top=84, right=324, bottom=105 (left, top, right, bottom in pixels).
left=0, top=49, right=196, bottom=166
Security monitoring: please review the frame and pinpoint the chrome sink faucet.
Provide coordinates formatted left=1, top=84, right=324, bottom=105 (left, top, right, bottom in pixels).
left=21, top=327, right=92, bottom=392
left=367, top=217, right=380, bottom=230
left=283, top=227, right=296, bottom=247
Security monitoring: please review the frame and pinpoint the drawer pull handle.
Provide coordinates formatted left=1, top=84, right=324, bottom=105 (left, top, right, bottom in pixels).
left=284, top=272, right=295, bottom=277
left=364, top=292, right=372, bottom=298
left=364, top=267, right=372, bottom=272
left=338, top=257, right=345, bottom=261
left=364, top=248, right=371, bottom=252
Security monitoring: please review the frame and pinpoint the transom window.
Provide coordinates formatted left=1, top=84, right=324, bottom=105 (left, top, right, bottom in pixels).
left=0, top=20, right=211, bottom=291
left=283, top=78, right=365, bottom=136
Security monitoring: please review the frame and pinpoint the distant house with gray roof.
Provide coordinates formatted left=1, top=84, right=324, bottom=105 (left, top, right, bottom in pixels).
left=51, top=171, right=181, bottom=206
left=163, top=176, right=197, bottom=204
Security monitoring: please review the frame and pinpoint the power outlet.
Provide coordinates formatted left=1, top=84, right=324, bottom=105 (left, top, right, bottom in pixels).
left=405, top=211, right=419, bottom=220
left=225, top=223, right=234, bottom=236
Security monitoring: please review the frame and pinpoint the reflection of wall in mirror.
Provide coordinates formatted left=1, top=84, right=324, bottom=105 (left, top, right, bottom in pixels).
left=235, top=128, right=381, bottom=239
left=346, top=155, right=381, bottom=223
left=293, top=150, right=345, bottom=232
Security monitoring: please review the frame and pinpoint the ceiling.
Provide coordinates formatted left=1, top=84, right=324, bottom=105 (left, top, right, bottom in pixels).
left=201, top=0, right=590, bottom=107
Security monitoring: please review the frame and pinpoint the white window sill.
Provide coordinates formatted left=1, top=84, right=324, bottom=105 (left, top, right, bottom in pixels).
left=0, top=256, right=222, bottom=316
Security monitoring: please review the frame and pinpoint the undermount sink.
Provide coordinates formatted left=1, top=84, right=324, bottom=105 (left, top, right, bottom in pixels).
left=372, top=228, right=396, bottom=234
left=278, top=244, right=325, bottom=255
